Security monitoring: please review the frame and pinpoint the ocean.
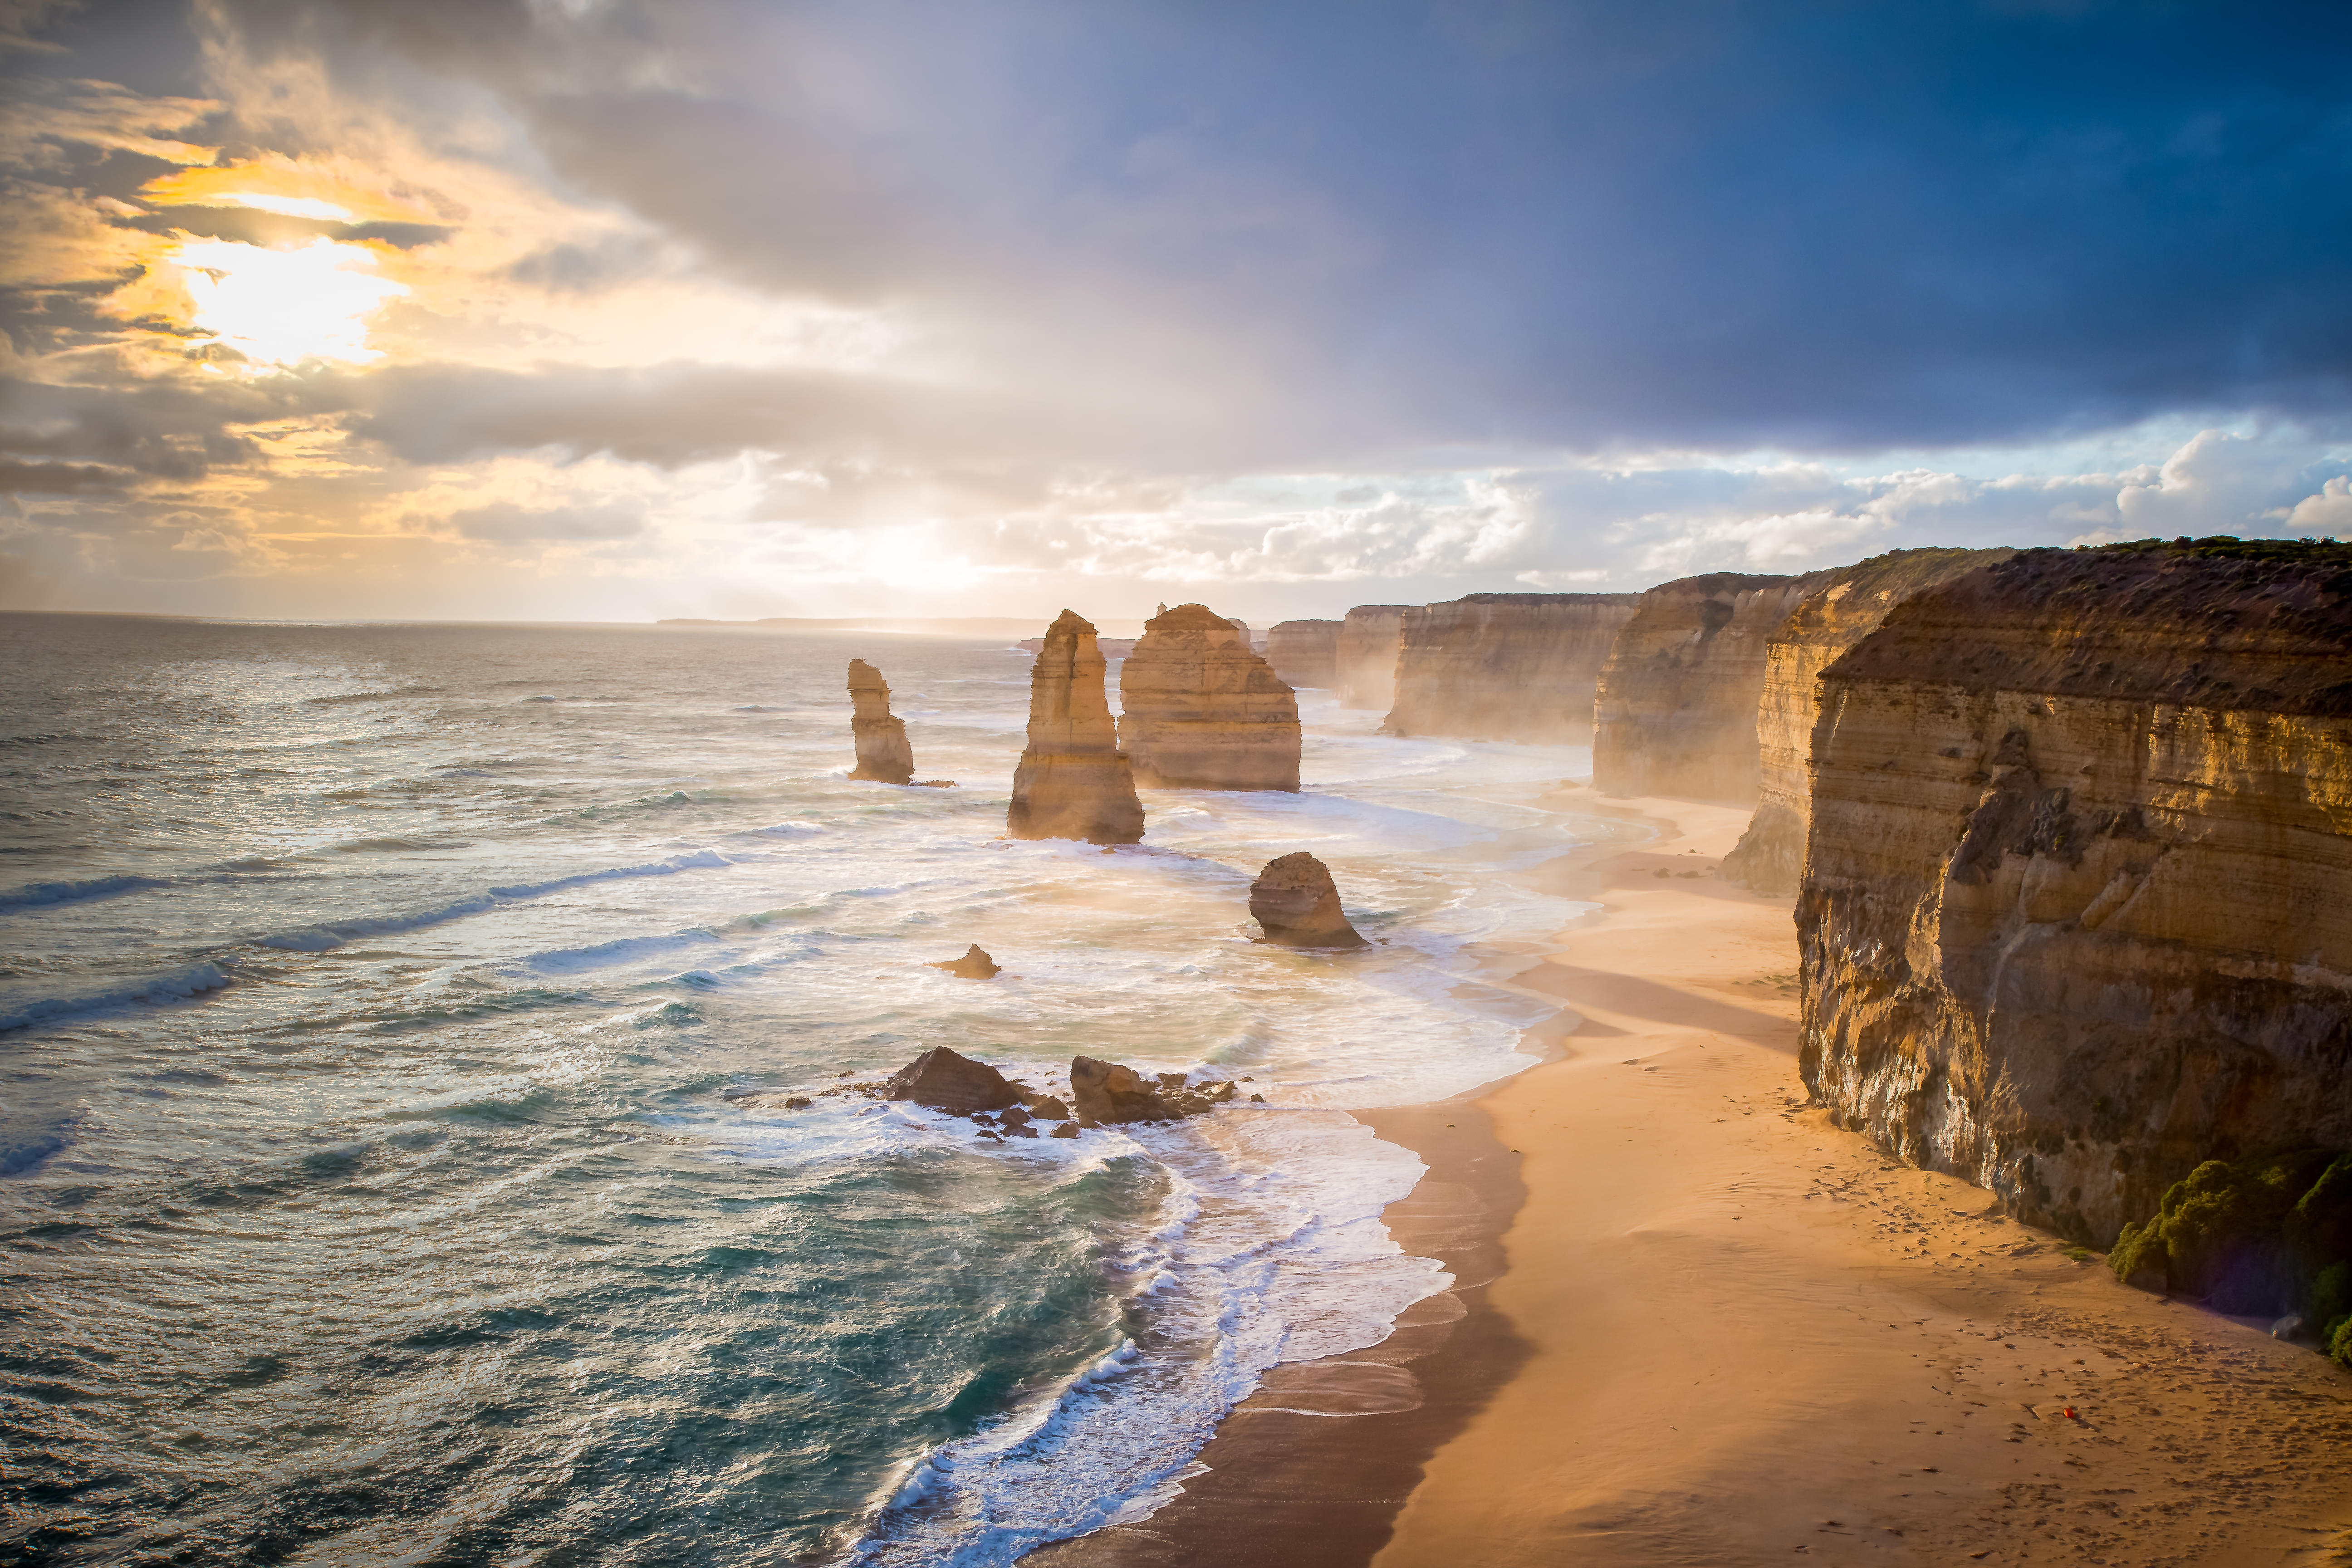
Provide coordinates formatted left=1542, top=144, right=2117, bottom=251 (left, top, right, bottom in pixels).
left=0, top=614, right=1592, bottom=1566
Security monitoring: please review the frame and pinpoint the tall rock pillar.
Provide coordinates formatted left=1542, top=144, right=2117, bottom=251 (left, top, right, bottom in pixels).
left=1117, top=603, right=1302, bottom=791
left=1008, top=610, right=1146, bottom=844
left=846, top=658, right=915, bottom=784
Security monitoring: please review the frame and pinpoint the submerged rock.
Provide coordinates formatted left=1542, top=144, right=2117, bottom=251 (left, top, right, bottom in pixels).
left=1249, top=852, right=1366, bottom=947
left=926, top=944, right=1001, bottom=979
left=882, top=1046, right=1021, bottom=1113
left=1117, top=603, right=1301, bottom=791
left=1068, top=1056, right=1241, bottom=1124
left=846, top=659, right=916, bottom=784
left=1007, top=610, right=1146, bottom=845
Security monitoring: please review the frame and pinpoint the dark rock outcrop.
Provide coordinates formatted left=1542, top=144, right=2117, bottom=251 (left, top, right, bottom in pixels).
left=847, top=659, right=916, bottom=784
left=1249, top=852, right=1366, bottom=947
left=1591, top=573, right=1823, bottom=803
left=1382, top=593, right=1642, bottom=742
left=1068, top=1056, right=1240, bottom=1124
left=884, top=1046, right=1022, bottom=1113
left=1008, top=610, right=1147, bottom=844
left=1117, top=603, right=1301, bottom=791
left=1265, top=619, right=1342, bottom=688
left=1334, top=605, right=1412, bottom=710
left=1718, top=548, right=2016, bottom=892
left=1795, top=540, right=2352, bottom=1247
left=926, top=944, right=1000, bottom=979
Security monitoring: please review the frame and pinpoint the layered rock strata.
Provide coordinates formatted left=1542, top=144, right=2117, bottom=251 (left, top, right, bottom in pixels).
left=1718, top=548, right=2015, bottom=892
left=1382, top=593, right=1642, bottom=743
left=1334, top=605, right=1412, bottom=710
left=1008, top=611, right=1146, bottom=844
left=1249, top=852, right=1365, bottom=947
left=1591, top=573, right=1825, bottom=802
left=846, top=658, right=915, bottom=784
left=1116, top=603, right=1301, bottom=791
left=1264, top=619, right=1342, bottom=688
left=1795, top=541, right=2352, bottom=1246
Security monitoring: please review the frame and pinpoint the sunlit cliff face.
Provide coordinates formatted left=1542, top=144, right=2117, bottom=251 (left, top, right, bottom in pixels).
left=1, top=2, right=2347, bottom=622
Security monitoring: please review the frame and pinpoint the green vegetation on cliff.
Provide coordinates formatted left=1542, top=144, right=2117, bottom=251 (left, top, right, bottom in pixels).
left=2109, top=1150, right=2352, bottom=1363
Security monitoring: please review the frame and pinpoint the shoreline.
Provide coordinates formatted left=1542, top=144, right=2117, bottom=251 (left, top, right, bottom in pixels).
left=1034, top=790, right=2352, bottom=1567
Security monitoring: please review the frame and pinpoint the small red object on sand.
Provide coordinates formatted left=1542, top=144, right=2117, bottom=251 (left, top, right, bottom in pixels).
left=2063, top=1406, right=2078, bottom=1420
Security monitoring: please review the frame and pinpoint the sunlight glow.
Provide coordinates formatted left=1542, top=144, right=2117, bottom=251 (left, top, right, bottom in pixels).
left=172, top=237, right=408, bottom=365
left=211, top=191, right=358, bottom=221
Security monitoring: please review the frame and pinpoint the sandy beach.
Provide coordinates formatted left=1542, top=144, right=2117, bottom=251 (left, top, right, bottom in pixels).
left=1036, top=791, right=2352, bottom=1568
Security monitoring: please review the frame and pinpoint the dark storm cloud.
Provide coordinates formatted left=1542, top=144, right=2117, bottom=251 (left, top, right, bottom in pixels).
left=214, top=0, right=2352, bottom=456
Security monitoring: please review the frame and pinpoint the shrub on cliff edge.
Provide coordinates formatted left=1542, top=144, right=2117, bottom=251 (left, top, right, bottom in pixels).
left=2108, top=1151, right=2349, bottom=1323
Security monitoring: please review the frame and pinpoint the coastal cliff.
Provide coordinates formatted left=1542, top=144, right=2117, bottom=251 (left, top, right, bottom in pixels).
left=1795, top=541, right=2352, bottom=1245
left=1117, top=603, right=1301, bottom=791
left=1590, top=573, right=1820, bottom=802
left=1265, top=619, right=1341, bottom=688
left=1719, top=548, right=2016, bottom=892
left=846, top=658, right=916, bottom=784
left=1334, top=605, right=1411, bottom=710
left=1383, top=593, right=1641, bottom=743
left=1007, top=610, right=1146, bottom=844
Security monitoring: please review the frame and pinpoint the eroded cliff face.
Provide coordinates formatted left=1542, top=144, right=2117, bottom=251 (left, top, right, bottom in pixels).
left=1590, top=573, right=1820, bottom=802
left=1720, top=549, right=2016, bottom=892
left=846, top=658, right=916, bottom=784
left=1008, top=610, right=1146, bottom=844
left=1265, top=619, right=1342, bottom=688
left=1115, top=603, right=1302, bottom=791
left=1334, top=605, right=1411, bottom=710
left=1797, top=543, right=2352, bottom=1245
left=1382, top=593, right=1641, bottom=743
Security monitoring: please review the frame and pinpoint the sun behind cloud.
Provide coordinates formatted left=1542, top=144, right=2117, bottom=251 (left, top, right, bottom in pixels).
left=169, top=235, right=409, bottom=366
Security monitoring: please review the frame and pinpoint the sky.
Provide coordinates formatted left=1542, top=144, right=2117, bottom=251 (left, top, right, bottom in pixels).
left=3, top=0, right=2350, bottom=625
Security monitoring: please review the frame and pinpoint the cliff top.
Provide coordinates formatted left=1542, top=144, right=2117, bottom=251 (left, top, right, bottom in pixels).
left=1044, top=608, right=1099, bottom=640
left=1448, top=592, right=1645, bottom=607
left=1638, top=571, right=1799, bottom=598
left=1343, top=604, right=1416, bottom=618
left=1269, top=618, right=1343, bottom=631
left=1830, top=540, right=2352, bottom=715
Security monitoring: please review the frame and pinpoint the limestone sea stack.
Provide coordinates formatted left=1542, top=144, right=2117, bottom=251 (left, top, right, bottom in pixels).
left=1795, top=541, right=2352, bottom=1246
left=1117, top=603, right=1302, bottom=791
left=1264, top=619, right=1342, bottom=688
left=1382, top=592, right=1642, bottom=743
left=1333, top=605, right=1411, bottom=710
left=1718, top=548, right=2016, bottom=892
left=1249, top=852, right=1365, bottom=947
left=846, top=658, right=915, bottom=784
left=1590, top=573, right=1823, bottom=802
left=1007, top=610, right=1146, bottom=844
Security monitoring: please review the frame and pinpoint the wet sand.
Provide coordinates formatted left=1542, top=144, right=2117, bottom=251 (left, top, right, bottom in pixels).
left=1030, top=792, right=2352, bottom=1568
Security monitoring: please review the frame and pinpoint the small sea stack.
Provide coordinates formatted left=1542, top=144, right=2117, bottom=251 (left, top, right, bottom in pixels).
left=1248, top=852, right=1365, bottom=947
left=846, top=658, right=915, bottom=784
left=1007, top=610, right=1146, bottom=845
left=1117, top=603, right=1302, bottom=791
left=926, top=944, right=1000, bottom=979
left=882, top=1046, right=1021, bottom=1112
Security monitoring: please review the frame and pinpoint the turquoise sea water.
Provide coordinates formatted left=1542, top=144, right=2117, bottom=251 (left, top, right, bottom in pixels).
left=0, top=615, right=1591, bottom=1565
